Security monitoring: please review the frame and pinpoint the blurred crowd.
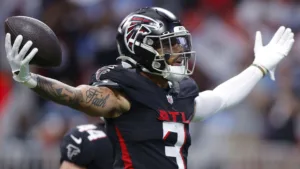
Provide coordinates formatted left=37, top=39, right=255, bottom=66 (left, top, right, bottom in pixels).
left=1, top=0, right=300, bottom=168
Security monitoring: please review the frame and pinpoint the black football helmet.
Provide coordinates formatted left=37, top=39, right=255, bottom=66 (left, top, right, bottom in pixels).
left=116, top=7, right=196, bottom=82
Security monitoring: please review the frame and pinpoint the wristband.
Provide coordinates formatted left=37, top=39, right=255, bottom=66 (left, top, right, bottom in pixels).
left=13, top=73, right=38, bottom=88
left=251, top=64, right=268, bottom=77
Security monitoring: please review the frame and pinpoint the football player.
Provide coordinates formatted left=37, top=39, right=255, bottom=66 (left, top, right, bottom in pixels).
left=5, top=7, right=295, bottom=169
left=60, top=123, right=113, bottom=169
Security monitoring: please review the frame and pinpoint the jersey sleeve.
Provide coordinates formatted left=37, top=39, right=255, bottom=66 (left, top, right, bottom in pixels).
left=89, top=65, right=121, bottom=89
left=89, top=65, right=142, bottom=89
left=177, top=77, right=199, bottom=98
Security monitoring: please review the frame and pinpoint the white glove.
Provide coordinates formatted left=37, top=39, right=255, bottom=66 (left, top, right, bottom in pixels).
left=5, top=33, right=38, bottom=88
left=253, top=26, right=294, bottom=80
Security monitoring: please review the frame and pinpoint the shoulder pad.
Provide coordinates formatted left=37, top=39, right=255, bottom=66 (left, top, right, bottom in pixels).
left=89, top=65, right=145, bottom=89
left=95, top=65, right=120, bottom=81
left=89, top=65, right=120, bottom=85
left=91, top=79, right=120, bottom=88
left=177, top=77, right=199, bottom=98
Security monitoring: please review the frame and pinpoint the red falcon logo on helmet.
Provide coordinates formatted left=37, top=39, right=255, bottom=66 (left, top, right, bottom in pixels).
left=124, top=15, right=160, bottom=53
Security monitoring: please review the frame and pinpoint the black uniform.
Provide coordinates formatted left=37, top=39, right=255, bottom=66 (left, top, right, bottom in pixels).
left=90, top=65, right=199, bottom=169
left=60, top=123, right=113, bottom=169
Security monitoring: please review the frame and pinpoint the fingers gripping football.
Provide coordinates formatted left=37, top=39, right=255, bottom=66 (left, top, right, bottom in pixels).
left=5, top=33, right=38, bottom=83
left=253, top=26, right=295, bottom=80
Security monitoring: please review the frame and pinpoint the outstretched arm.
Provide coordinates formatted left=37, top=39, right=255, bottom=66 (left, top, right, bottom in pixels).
left=194, top=26, right=295, bottom=119
left=194, top=65, right=263, bottom=119
left=32, top=74, right=128, bottom=117
left=4, top=34, right=130, bottom=117
left=32, top=75, right=84, bottom=108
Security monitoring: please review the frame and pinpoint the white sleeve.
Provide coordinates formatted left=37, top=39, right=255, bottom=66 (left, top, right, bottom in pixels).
left=194, top=65, right=263, bottom=119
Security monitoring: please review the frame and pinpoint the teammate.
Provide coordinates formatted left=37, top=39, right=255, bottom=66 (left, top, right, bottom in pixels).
left=5, top=7, right=294, bottom=169
left=60, top=122, right=113, bottom=169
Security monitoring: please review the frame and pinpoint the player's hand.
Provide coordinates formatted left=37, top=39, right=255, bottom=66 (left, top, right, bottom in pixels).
left=5, top=33, right=38, bottom=84
left=253, top=26, right=294, bottom=80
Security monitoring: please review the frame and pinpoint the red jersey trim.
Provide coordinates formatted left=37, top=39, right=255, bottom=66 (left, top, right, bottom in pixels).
left=115, top=126, right=134, bottom=169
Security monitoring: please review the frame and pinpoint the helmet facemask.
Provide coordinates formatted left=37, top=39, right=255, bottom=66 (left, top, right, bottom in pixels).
left=145, top=29, right=196, bottom=82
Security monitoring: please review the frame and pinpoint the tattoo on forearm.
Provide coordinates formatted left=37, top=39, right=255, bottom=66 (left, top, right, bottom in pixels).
left=32, top=76, right=109, bottom=109
left=32, top=76, right=83, bottom=108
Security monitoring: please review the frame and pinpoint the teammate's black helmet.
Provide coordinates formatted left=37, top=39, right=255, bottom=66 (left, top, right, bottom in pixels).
left=116, top=7, right=196, bottom=82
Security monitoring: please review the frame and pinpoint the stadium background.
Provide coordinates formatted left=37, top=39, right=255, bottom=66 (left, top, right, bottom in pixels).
left=0, top=0, right=300, bottom=168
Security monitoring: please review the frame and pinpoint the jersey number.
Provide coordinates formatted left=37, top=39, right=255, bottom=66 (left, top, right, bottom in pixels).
left=163, top=122, right=186, bottom=169
left=77, top=124, right=106, bottom=141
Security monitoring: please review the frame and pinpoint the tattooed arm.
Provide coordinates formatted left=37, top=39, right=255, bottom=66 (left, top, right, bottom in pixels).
left=32, top=74, right=130, bottom=117
left=4, top=34, right=129, bottom=117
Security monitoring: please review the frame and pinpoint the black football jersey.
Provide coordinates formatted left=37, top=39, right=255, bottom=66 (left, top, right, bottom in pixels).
left=60, top=123, right=113, bottom=169
left=90, top=65, right=199, bottom=169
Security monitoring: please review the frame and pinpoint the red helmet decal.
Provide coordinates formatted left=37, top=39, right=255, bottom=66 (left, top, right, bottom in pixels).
left=124, top=15, right=160, bottom=53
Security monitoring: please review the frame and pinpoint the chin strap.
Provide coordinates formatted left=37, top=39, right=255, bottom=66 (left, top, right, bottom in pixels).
left=162, top=65, right=187, bottom=82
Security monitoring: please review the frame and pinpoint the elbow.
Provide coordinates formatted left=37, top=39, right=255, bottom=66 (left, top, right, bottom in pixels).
left=85, top=95, right=122, bottom=118
left=74, top=85, right=129, bottom=118
left=211, top=89, right=228, bottom=108
left=198, top=90, right=226, bottom=112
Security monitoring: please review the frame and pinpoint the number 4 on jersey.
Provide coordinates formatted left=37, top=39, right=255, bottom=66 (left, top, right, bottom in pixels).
left=77, top=124, right=106, bottom=141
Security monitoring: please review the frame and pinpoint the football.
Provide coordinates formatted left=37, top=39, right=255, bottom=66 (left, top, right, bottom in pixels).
left=4, top=16, right=62, bottom=67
